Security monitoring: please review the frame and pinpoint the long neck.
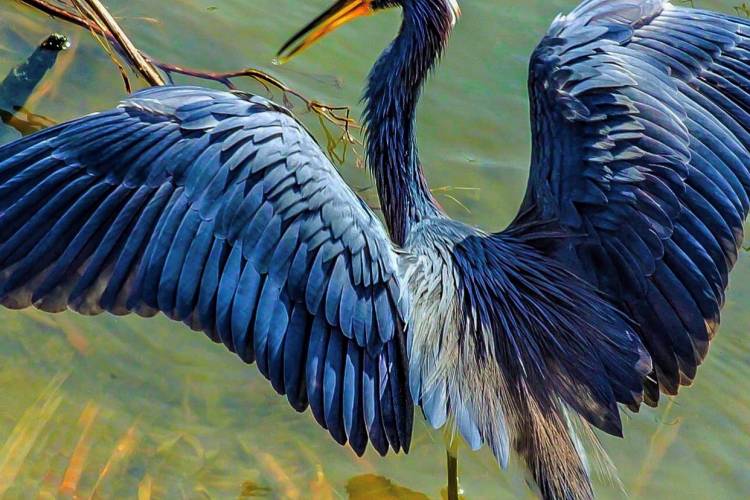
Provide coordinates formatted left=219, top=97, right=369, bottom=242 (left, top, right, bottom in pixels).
left=363, top=1, right=452, bottom=246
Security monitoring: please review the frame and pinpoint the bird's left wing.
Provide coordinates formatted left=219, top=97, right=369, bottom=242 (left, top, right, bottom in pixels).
left=515, top=0, right=750, bottom=404
left=0, top=85, right=412, bottom=455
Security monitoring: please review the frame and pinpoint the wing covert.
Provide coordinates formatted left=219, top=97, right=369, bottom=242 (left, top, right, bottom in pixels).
left=0, top=85, right=412, bottom=455
left=517, top=0, right=750, bottom=403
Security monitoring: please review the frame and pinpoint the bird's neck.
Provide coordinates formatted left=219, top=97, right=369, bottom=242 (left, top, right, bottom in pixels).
left=363, top=1, right=453, bottom=246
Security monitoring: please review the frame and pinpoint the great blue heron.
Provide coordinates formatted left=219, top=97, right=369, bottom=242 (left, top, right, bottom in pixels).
left=0, top=0, right=748, bottom=497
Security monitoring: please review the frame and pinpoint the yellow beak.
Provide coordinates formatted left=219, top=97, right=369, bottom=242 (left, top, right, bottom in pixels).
left=276, top=0, right=374, bottom=63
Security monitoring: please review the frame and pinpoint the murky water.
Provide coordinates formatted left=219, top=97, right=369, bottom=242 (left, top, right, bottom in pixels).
left=0, top=0, right=747, bottom=498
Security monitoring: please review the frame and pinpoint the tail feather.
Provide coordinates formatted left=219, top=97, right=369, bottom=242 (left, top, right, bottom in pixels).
left=514, top=390, right=593, bottom=500
left=402, top=228, right=651, bottom=499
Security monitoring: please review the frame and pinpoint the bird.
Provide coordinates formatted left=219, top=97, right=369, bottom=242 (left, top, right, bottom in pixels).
left=0, top=0, right=749, bottom=497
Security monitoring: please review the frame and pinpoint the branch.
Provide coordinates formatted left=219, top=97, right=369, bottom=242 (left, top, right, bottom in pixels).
left=77, top=0, right=164, bottom=86
left=17, top=0, right=88, bottom=29
left=16, top=0, right=359, bottom=162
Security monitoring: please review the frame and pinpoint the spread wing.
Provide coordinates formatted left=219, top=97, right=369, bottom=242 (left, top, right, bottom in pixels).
left=516, top=0, right=750, bottom=404
left=0, top=85, right=412, bottom=455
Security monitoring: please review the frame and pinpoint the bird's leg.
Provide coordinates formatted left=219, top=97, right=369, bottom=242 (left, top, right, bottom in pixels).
left=446, top=434, right=460, bottom=500
left=447, top=450, right=459, bottom=500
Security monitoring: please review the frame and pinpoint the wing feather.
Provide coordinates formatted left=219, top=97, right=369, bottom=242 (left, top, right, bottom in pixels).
left=518, top=0, right=750, bottom=402
left=0, top=86, right=412, bottom=455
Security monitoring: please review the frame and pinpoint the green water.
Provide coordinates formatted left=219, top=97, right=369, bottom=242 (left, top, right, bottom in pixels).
left=0, top=0, right=747, bottom=498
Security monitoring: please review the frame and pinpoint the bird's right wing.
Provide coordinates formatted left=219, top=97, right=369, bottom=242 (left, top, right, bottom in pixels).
left=515, top=0, right=750, bottom=404
left=0, top=85, right=412, bottom=456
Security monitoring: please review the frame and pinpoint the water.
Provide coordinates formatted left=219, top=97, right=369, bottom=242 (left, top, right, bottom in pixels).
left=0, top=0, right=748, bottom=498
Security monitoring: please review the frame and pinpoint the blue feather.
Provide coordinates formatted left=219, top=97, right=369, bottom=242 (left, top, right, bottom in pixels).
left=378, top=352, right=400, bottom=452
left=197, top=240, right=228, bottom=341
left=362, top=352, right=388, bottom=456
left=175, top=218, right=217, bottom=320
left=0, top=85, right=413, bottom=460
left=253, top=276, right=284, bottom=377
left=188, top=147, right=224, bottom=201
left=343, top=340, right=364, bottom=454
left=374, top=289, right=395, bottom=344
left=104, top=184, right=174, bottom=311
left=223, top=137, right=259, bottom=171
left=0, top=156, right=62, bottom=210
left=305, top=250, right=328, bottom=313
left=34, top=185, right=130, bottom=306
left=158, top=208, right=202, bottom=316
left=421, top=379, right=447, bottom=429
left=287, top=241, right=309, bottom=301
left=197, top=159, right=231, bottom=220
left=241, top=202, right=274, bottom=253
left=323, top=328, right=346, bottom=445
left=3, top=181, right=108, bottom=299
left=70, top=186, right=154, bottom=311
left=268, top=222, right=300, bottom=281
left=231, top=263, right=262, bottom=362
left=325, top=255, right=347, bottom=327
left=248, top=214, right=282, bottom=273
left=139, top=190, right=190, bottom=309
left=306, top=315, right=330, bottom=429
left=266, top=293, right=290, bottom=391
left=455, top=402, right=482, bottom=451
left=215, top=243, right=243, bottom=352
left=123, top=129, right=182, bottom=187
left=352, top=289, right=371, bottom=347
left=231, top=179, right=266, bottom=230
left=0, top=172, right=92, bottom=267
left=387, top=342, right=411, bottom=450
left=339, top=277, right=357, bottom=339
left=215, top=181, right=244, bottom=239
left=284, top=304, right=310, bottom=412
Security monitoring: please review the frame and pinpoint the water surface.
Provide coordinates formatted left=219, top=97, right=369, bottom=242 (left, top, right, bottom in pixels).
left=0, top=0, right=748, bottom=498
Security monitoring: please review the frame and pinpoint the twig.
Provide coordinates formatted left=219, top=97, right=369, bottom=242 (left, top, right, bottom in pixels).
left=17, top=0, right=88, bottom=28
left=16, top=0, right=359, bottom=163
left=77, top=0, right=164, bottom=86
left=69, top=0, right=136, bottom=92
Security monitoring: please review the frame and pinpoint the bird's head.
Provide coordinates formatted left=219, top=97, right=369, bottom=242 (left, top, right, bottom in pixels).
left=276, top=0, right=461, bottom=63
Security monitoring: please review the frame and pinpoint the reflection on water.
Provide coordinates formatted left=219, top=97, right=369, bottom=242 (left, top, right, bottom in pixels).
left=0, top=32, right=65, bottom=141
left=0, top=0, right=748, bottom=498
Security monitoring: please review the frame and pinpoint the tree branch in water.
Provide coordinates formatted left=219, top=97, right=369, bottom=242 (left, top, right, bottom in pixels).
left=75, top=0, right=165, bottom=86
left=0, top=33, right=67, bottom=136
left=16, top=0, right=358, bottom=160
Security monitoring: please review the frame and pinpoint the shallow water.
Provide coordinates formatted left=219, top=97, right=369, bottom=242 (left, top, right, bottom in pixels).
left=0, top=0, right=748, bottom=498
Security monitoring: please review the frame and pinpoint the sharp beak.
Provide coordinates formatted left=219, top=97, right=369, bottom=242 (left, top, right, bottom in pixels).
left=276, top=0, right=373, bottom=64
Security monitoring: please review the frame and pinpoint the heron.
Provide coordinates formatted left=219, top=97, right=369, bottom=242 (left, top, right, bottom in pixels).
left=0, top=0, right=748, bottom=497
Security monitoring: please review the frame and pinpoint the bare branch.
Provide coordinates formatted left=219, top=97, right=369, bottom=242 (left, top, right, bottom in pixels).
left=77, top=0, right=165, bottom=86
left=15, top=0, right=360, bottom=164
